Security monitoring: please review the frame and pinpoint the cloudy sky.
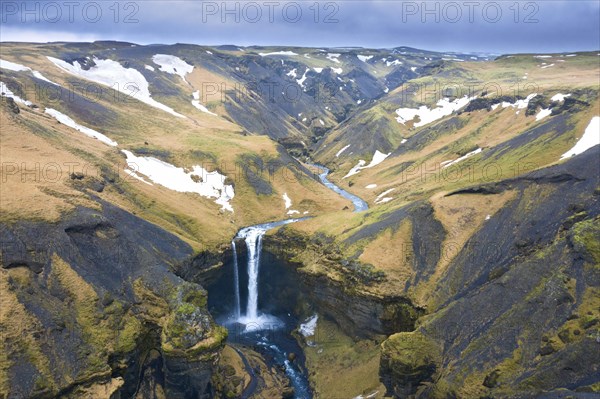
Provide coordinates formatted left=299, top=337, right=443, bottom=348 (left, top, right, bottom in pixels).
left=1, top=1, right=599, bottom=53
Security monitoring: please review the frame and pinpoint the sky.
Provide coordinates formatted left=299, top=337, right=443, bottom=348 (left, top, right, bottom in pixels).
left=1, top=1, right=599, bottom=54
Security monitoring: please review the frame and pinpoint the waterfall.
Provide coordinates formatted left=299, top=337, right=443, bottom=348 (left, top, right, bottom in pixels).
left=233, top=218, right=305, bottom=329
left=231, top=241, right=241, bottom=318
left=243, top=228, right=263, bottom=321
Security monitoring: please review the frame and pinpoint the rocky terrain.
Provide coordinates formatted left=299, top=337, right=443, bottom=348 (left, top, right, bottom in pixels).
left=0, top=42, right=598, bottom=398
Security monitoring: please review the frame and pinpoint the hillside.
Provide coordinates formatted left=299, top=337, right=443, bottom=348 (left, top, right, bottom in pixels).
left=0, top=42, right=598, bottom=399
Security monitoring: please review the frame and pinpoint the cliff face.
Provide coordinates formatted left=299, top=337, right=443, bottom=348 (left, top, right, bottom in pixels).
left=378, top=148, right=600, bottom=398
left=0, top=200, right=226, bottom=398
left=265, top=147, right=600, bottom=398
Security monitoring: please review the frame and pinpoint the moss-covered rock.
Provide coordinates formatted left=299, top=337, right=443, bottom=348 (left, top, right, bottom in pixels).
left=380, top=331, right=442, bottom=398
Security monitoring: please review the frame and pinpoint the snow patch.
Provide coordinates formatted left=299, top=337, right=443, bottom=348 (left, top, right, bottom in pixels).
left=540, top=63, right=555, bottom=69
left=144, top=65, right=155, bottom=71
left=191, top=90, right=217, bottom=116
left=336, top=144, right=351, bottom=157
left=122, top=150, right=235, bottom=211
left=331, top=67, right=343, bottom=74
left=0, top=81, right=32, bottom=106
left=48, top=56, right=185, bottom=118
left=32, top=71, right=60, bottom=86
left=366, top=184, right=377, bottom=189
left=152, top=54, right=194, bottom=82
left=0, top=59, right=31, bottom=72
left=501, top=93, right=537, bottom=109
left=375, top=188, right=395, bottom=204
left=296, top=69, right=309, bottom=88
left=286, top=68, right=297, bottom=78
left=343, top=151, right=390, bottom=179
left=258, top=51, right=298, bottom=57
left=313, top=67, right=323, bottom=73
left=535, top=108, right=552, bottom=121
left=560, top=117, right=600, bottom=160
left=395, top=96, right=475, bottom=128
left=442, top=148, right=482, bottom=169
left=45, top=108, right=118, bottom=146
left=551, top=93, right=571, bottom=102
left=299, top=314, right=318, bottom=337
left=326, top=53, right=341, bottom=63
left=282, top=193, right=292, bottom=209
left=357, top=55, right=373, bottom=62
left=386, top=59, right=402, bottom=67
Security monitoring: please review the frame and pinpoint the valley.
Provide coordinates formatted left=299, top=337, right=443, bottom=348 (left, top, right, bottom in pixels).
left=0, top=41, right=599, bottom=399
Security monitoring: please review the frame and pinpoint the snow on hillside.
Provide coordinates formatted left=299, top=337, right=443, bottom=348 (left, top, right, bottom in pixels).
left=396, top=96, right=475, bottom=128
left=0, top=59, right=30, bottom=71
left=551, top=93, right=571, bottom=102
left=1, top=59, right=60, bottom=86
left=375, top=188, right=395, bottom=204
left=535, top=108, right=552, bottom=121
left=336, top=144, right=351, bottom=157
left=327, top=53, right=341, bottom=63
left=259, top=51, right=298, bottom=57
left=48, top=56, right=185, bottom=118
left=0, top=81, right=32, bottom=106
left=122, top=150, right=235, bottom=212
left=357, top=55, right=373, bottom=62
left=192, top=91, right=217, bottom=116
left=299, top=314, right=318, bottom=337
left=492, top=93, right=538, bottom=111
left=344, top=150, right=390, bottom=179
left=45, top=108, right=118, bottom=147
left=152, top=54, right=194, bottom=82
left=296, top=69, right=309, bottom=88
left=32, top=71, right=60, bottom=86
left=441, top=148, right=482, bottom=169
left=560, top=117, right=600, bottom=160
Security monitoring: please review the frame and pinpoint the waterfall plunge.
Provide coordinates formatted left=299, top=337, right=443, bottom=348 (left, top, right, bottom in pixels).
left=233, top=219, right=305, bottom=331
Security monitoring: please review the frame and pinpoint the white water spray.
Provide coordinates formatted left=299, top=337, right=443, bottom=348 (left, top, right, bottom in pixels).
left=231, top=241, right=241, bottom=318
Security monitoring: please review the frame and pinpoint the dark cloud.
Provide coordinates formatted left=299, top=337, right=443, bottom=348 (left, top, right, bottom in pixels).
left=1, top=1, right=598, bottom=53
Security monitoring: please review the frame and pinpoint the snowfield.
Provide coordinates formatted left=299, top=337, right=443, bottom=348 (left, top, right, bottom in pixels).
left=0, top=59, right=31, bottom=72
left=326, top=53, right=341, bottom=63
left=535, top=108, right=552, bottom=121
left=47, top=56, right=185, bottom=118
left=283, top=193, right=292, bottom=209
left=551, top=93, right=571, bottom=102
left=357, top=55, right=373, bottom=62
left=32, top=71, right=60, bottom=86
left=560, top=117, right=600, bottom=160
left=501, top=93, right=538, bottom=109
left=396, top=96, right=475, bottom=128
left=296, top=69, right=309, bottom=88
left=152, top=54, right=194, bottom=82
left=343, top=150, right=390, bottom=179
left=299, top=314, right=318, bottom=337
left=442, top=148, right=483, bottom=169
left=258, top=51, right=298, bottom=57
left=192, top=90, right=217, bottom=116
left=45, top=108, right=118, bottom=147
left=0, top=81, right=32, bottom=106
left=122, top=150, right=235, bottom=212
left=336, top=144, right=351, bottom=157
left=375, top=188, right=395, bottom=204
left=1, top=59, right=61, bottom=86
